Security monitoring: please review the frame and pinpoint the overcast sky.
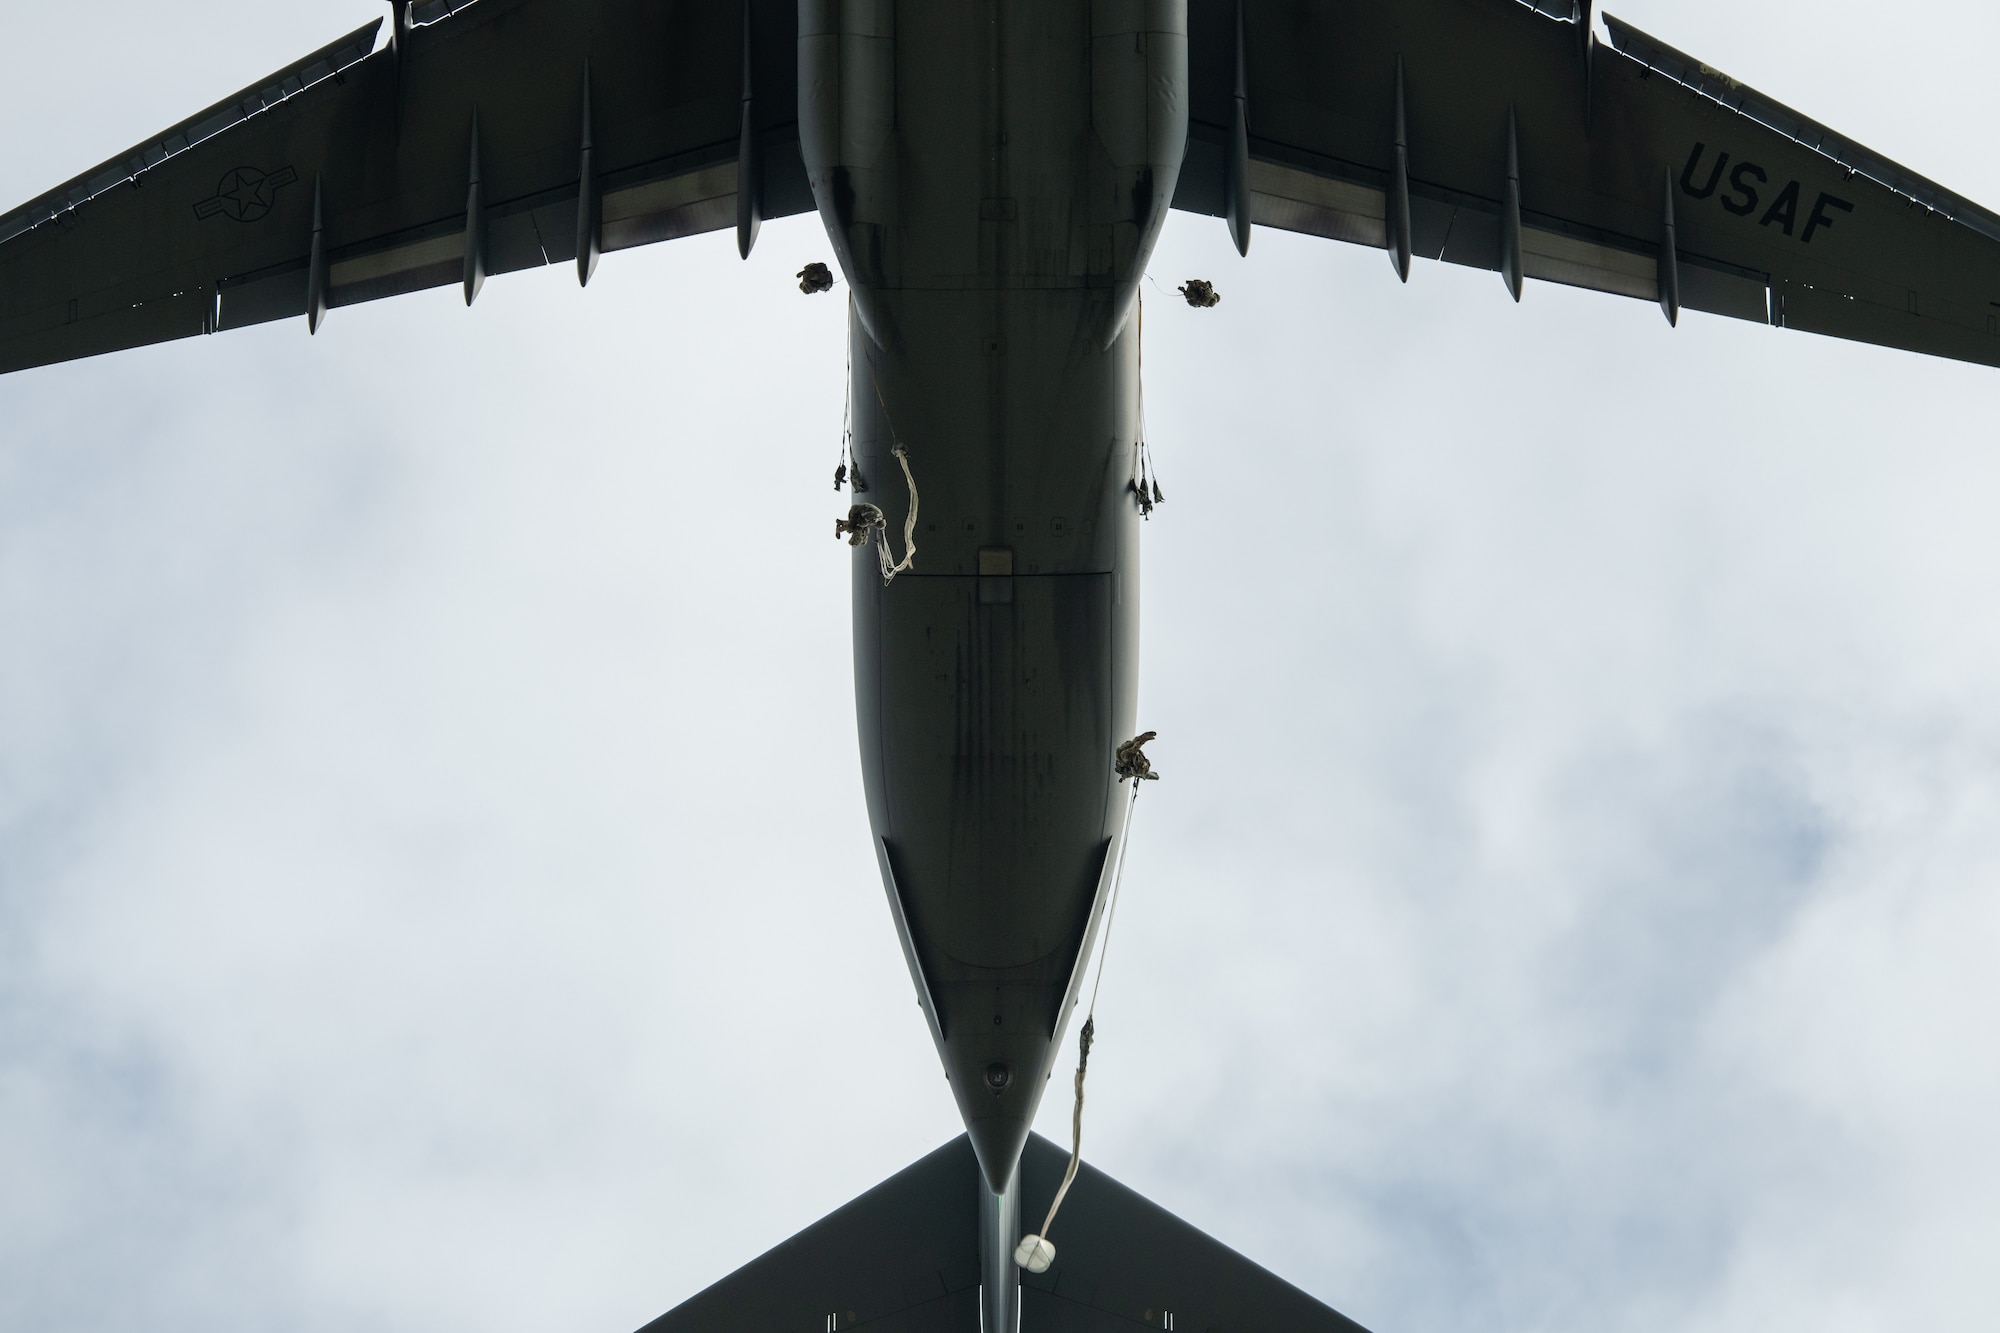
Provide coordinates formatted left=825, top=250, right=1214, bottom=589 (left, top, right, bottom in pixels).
left=5, top=3, right=2000, bottom=1332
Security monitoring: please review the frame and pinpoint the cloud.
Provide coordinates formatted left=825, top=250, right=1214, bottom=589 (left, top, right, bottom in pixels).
left=5, top=3, right=2000, bottom=1333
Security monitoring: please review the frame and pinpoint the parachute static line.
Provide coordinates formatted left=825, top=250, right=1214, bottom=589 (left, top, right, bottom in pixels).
left=1013, top=781, right=1141, bottom=1274
left=834, top=446, right=918, bottom=581
left=859, top=339, right=918, bottom=586
left=833, top=307, right=867, bottom=495
left=1015, top=735, right=1158, bottom=1275
left=1129, top=296, right=1165, bottom=519
left=877, top=444, right=919, bottom=582
left=834, top=433, right=867, bottom=493
left=832, top=312, right=920, bottom=584
left=834, top=363, right=853, bottom=492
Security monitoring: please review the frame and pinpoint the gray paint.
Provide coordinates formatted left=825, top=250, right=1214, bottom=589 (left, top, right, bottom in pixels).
left=641, top=1135, right=1370, bottom=1333
left=818, top=23, right=1183, bottom=1300
left=4, top=2, right=2000, bottom=1331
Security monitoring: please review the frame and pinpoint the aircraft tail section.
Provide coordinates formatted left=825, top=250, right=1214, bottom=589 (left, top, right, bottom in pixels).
left=636, top=1134, right=1372, bottom=1333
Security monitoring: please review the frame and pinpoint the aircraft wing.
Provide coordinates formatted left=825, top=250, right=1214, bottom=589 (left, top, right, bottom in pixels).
left=639, top=1134, right=1370, bottom=1333
left=1175, top=0, right=2000, bottom=369
left=0, top=0, right=810, bottom=377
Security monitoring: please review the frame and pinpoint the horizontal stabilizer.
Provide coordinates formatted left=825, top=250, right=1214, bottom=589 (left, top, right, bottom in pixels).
left=637, top=1134, right=1371, bottom=1333
left=639, top=1138, right=981, bottom=1333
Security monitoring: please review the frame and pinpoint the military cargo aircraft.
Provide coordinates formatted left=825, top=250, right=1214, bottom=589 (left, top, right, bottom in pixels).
left=5, top=2, right=1997, bottom=1331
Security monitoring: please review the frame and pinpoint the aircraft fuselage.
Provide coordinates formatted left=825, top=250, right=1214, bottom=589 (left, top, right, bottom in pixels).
left=804, top=0, right=1189, bottom=1258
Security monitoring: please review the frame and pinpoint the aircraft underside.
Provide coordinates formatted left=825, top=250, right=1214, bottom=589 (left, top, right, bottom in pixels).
left=6, top=0, right=1999, bottom=1330
left=831, top=12, right=1168, bottom=1323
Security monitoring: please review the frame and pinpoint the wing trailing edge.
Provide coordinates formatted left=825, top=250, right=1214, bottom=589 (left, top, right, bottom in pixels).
left=0, top=0, right=814, bottom=377
left=1602, top=15, right=2000, bottom=244
left=1176, top=0, right=2000, bottom=369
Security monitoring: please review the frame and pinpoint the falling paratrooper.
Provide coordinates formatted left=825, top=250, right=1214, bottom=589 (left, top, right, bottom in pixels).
left=1114, top=732, right=1160, bottom=783
left=798, top=262, right=835, bottom=294
left=834, top=503, right=886, bottom=546
left=1178, top=279, right=1220, bottom=308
